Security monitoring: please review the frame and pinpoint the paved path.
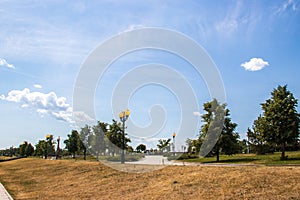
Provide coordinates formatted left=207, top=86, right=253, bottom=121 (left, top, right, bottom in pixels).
left=129, top=155, right=173, bottom=165
left=128, top=155, right=267, bottom=167
left=0, top=183, right=13, bottom=200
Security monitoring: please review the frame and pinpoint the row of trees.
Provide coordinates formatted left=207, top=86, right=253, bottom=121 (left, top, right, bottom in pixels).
left=1, top=84, right=299, bottom=162
left=0, top=136, right=55, bottom=158
left=63, top=120, right=131, bottom=160
left=187, top=85, right=299, bottom=161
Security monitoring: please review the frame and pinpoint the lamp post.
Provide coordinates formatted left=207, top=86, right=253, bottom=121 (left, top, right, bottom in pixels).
left=44, top=134, right=51, bottom=159
left=56, top=136, right=60, bottom=159
left=172, top=132, right=176, bottom=155
left=119, top=109, right=130, bottom=164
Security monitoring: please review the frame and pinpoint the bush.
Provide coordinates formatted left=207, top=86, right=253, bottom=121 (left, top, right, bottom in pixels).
left=166, top=153, right=199, bottom=161
left=106, top=154, right=145, bottom=162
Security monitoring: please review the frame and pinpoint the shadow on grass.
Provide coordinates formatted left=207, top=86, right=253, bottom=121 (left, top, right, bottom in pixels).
left=200, top=158, right=259, bottom=164
left=283, top=157, right=300, bottom=161
left=0, top=157, right=25, bottom=162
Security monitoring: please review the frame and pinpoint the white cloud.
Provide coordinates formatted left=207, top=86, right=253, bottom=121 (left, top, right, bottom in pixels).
left=33, top=84, right=42, bottom=89
left=276, top=0, right=297, bottom=14
left=215, top=1, right=243, bottom=36
left=193, top=111, right=201, bottom=117
left=73, top=111, right=95, bottom=123
left=241, top=58, right=269, bottom=71
left=0, top=58, right=15, bottom=69
left=0, top=88, right=73, bottom=123
left=122, top=24, right=144, bottom=33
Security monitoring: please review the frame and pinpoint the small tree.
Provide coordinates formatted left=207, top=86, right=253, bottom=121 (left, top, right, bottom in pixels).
left=136, top=144, right=146, bottom=153
left=64, top=130, right=80, bottom=158
left=199, top=99, right=240, bottom=162
left=186, top=138, right=201, bottom=154
left=157, top=139, right=171, bottom=153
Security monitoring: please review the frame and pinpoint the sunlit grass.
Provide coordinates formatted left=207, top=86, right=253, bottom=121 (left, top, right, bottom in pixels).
left=0, top=158, right=299, bottom=199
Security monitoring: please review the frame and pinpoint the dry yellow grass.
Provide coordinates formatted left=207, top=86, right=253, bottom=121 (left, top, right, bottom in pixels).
left=0, top=158, right=299, bottom=200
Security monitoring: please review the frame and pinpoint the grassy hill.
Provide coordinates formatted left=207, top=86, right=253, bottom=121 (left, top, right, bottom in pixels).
left=0, top=158, right=300, bottom=199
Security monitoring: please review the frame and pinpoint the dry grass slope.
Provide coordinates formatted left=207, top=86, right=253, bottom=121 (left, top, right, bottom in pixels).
left=0, top=158, right=299, bottom=200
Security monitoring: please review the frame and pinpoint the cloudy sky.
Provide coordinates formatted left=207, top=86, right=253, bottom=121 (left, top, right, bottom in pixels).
left=0, top=0, right=299, bottom=150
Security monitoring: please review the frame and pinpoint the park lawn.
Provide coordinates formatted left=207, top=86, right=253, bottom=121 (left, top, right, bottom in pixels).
left=0, top=158, right=300, bottom=199
left=180, top=151, right=300, bottom=165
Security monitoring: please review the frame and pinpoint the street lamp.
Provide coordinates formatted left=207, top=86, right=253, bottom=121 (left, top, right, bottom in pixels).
left=172, top=132, right=176, bottom=155
left=44, top=134, right=51, bottom=159
left=56, top=136, right=60, bottom=159
left=119, top=108, right=130, bottom=164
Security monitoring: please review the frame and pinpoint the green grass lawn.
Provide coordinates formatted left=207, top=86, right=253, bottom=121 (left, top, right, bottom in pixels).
left=180, top=151, right=300, bottom=165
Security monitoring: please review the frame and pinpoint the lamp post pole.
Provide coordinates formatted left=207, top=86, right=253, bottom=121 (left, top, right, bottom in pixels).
left=119, top=109, right=130, bottom=164
left=56, top=136, right=60, bottom=159
left=172, top=133, right=176, bottom=156
left=44, top=134, right=51, bottom=159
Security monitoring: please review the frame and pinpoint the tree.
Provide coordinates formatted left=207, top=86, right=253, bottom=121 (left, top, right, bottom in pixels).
left=45, top=134, right=56, bottom=158
left=25, top=143, right=34, bottom=156
left=199, top=99, right=240, bottom=162
left=92, top=121, right=107, bottom=158
left=79, top=125, right=91, bottom=160
left=157, top=139, right=171, bottom=153
left=106, top=119, right=131, bottom=156
left=18, top=141, right=27, bottom=157
left=35, top=140, right=46, bottom=157
left=259, top=85, right=299, bottom=160
left=136, top=144, right=146, bottom=153
left=64, top=130, right=81, bottom=158
left=247, top=117, right=274, bottom=155
left=186, top=138, right=201, bottom=154
left=237, top=139, right=248, bottom=154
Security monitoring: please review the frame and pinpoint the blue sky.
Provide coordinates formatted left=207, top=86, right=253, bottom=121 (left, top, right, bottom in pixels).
left=0, top=0, right=299, bottom=150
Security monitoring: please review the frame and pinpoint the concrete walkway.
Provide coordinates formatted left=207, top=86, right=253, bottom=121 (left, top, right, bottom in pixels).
left=127, top=155, right=267, bottom=167
left=129, top=155, right=174, bottom=165
left=0, top=183, right=13, bottom=200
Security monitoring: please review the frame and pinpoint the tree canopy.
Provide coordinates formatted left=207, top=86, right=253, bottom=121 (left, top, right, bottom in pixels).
left=253, top=85, right=299, bottom=159
left=198, top=99, right=240, bottom=162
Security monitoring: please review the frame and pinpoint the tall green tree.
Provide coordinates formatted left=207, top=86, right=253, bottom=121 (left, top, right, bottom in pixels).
left=35, top=140, right=46, bottom=157
left=92, top=121, right=107, bottom=158
left=106, top=119, right=131, bottom=156
left=259, top=85, right=299, bottom=160
left=25, top=143, right=34, bottom=156
left=45, top=135, right=56, bottom=158
left=199, top=99, right=240, bottom=162
left=64, top=130, right=81, bottom=158
left=18, top=141, right=27, bottom=157
left=79, top=125, right=92, bottom=160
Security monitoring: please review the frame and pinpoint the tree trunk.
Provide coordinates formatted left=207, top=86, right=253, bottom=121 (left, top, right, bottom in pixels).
left=216, top=149, right=220, bottom=162
left=83, top=149, right=86, bottom=160
left=280, top=142, right=286, bottom=160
